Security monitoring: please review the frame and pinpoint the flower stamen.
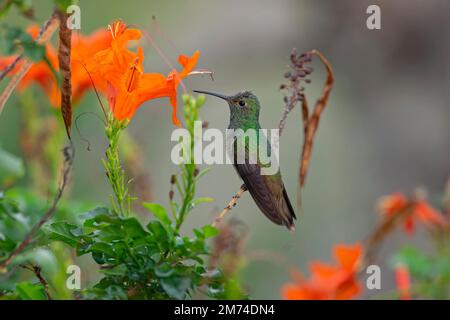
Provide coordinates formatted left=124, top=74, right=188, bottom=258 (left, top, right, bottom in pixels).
left=126, top=58, right=141, bottom=92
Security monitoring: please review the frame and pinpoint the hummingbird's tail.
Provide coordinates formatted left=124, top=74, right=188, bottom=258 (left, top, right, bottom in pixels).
left=233, top=162, right=296, bottom=231
left=238, top=169, right=296, bottom=231
left=282, top=186, right=297, bottom=231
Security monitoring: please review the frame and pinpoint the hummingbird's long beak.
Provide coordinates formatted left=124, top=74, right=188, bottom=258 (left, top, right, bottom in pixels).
left=193, top=90, right=230, bottom=101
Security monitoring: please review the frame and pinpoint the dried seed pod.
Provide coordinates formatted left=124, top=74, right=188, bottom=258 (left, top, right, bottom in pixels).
left=297, top=70, right=306, bottom=78
left=304, top=67, right=313, bottom=75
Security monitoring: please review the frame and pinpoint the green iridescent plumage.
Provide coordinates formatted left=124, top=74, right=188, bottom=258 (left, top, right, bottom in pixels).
left=194, top=90, right=296, bottom=230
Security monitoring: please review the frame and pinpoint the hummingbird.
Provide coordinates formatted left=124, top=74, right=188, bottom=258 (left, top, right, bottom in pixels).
left=193, top=90, right=296, bottom=231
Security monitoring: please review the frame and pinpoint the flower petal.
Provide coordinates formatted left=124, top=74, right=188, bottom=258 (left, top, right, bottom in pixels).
left=334, top=243, right=363, bottom=271
left=414, top=201, right=446, bottom=227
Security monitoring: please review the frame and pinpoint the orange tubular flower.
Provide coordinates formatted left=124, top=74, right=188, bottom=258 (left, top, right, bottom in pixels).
left=282, top=243, right=363, bottom=300
left=395, top=263, right=411, bottom=300
left=378, top=192, right=446, bottom=235
left=49, top=29, right=112, bottom=106
left=166, top=52, right=200, bottom=125
left=90, top=20, right=199, bottom=125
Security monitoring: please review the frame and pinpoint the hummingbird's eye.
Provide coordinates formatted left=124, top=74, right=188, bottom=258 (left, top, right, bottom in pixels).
left=238, top=100, right=246, bottom=107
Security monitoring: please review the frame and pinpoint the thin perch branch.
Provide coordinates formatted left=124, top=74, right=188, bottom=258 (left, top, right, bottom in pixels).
left=213, top=184, right=248, bottom=227
left=0, top=144, right=74, bottom=272
left=20, top=264, right=53, bottom=300
left=0, top=55, right=23, bottom=82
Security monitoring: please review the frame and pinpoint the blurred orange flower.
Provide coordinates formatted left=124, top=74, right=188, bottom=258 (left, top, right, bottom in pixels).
left=0, top=25, right=112, bottom=107
left=395, top=263, right=411, bottom=300
left=49, top=29, right=112, bottom=105
left=378, top=192, right=446, bottom=234
left=90, top=20, right=200, bottom=125
left=0, top=26, right=58, bottom=94
left=1, top=21, right=199, bottom=124
left=282, top=243, right=363, bottom=300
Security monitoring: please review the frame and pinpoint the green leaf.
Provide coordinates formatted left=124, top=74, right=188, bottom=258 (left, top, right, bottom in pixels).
left=101, top=264, right=128, bottom=277
left=15, top=282, right=47, bottom=300
left=191, top=197, right=214, bottom=207
left=392, top=246, right=432, bottom=277
left=193, top=228, right=204, bottom=239
left=0, top=1, right=13, bottom=19
left=0, top=234, right=16, bottom=258
left=202, top=225, right=219, bottom=238
left=80, top=207, right=112, bottom=222
left=21, top=41, right=45, bottom=61
left=81, top=207, right=115, bottom=228
left=90, top=242, right=116, bottom=260
left=0, top=0, right=34, bottom=20
left=142, top=203, right=171, bottom=226
left=0, top=26, right=45, bottom=61
left=195, top=167, right=211, bottom=180
left=0, top=147, right=25, bottom=187
left=47, top=222, right=81, bottom=247
left=146, top=221, right=169, bottom=241
left=122, top=218, right=148, bottom=238
left=54, top=0, right=76, bottom=11
left=155, top=262, right=175, bottom=278
left=160, top=277, right=191, bottom=300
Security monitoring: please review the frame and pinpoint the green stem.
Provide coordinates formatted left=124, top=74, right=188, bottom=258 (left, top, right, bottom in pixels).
left=174, top=94, right=205, bottom=232
left=175, top=164, right=195, bottom=232
left=103, top=113, right=130, bottom=217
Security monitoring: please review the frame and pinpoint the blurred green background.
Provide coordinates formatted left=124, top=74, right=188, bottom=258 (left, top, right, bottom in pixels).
left=1, top=0, right=449, bottom=299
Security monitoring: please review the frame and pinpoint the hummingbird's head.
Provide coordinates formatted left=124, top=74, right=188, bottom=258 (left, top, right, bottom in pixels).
left=193, top=90, right=260, bottom=126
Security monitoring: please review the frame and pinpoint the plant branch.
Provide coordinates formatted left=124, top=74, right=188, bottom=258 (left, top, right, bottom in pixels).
left=0, top=144, right=74, bottom=272
left=213, top=184, right=248, bottom=227
left=299, top=50, right=334, bottom=187
left=0, top=55, right=22, bottom=82
left=20, top=264, right=53, bottom=300
left=0, top=10, right=59, bottom=117
left=56, top=8, right=73, bottom=139
left=277, top=49, right=334, bottom=188
left=175, top=164, right=196, bottom=232
left=103, top=115, right=131, bottom=217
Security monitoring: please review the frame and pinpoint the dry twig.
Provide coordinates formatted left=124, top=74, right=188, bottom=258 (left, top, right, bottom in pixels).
left=364, top=205, right=413, bottom=264
left=20, top=264, right=53, bottom=300
left=278, top=49, right=334, bottom=188
left=299, top=50, right=334, bottom=187
left=56, top=9, right=73, bottom=139
left=212, top=184, right=247, bottom=227
left=0, top=11, right=59, bottom=117
left=0, top=144, right=74, bottom=272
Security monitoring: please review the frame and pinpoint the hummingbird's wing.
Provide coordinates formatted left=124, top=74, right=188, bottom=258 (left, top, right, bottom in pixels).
left=233, top=161, right=296, bottom=230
